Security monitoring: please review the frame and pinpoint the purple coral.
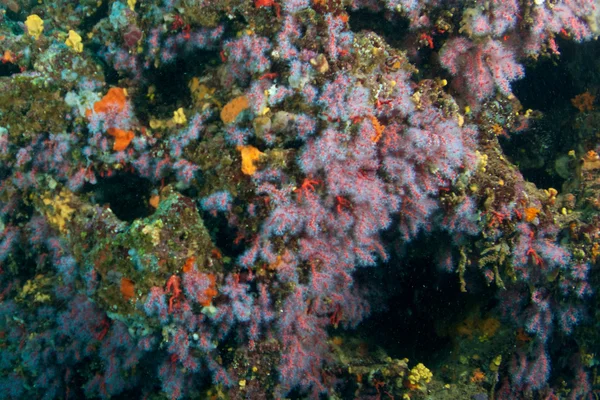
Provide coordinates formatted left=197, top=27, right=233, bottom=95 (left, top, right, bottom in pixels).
left=440, top=38, right=524, bottom=102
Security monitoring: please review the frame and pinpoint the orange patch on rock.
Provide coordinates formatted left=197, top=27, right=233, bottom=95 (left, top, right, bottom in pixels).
left=198, top=274, right=218, bottom=307
left=2, top=50, right=15, bottom=63
left=120, top=277, right=135, bottom=300
left=221, top=95, right=249, bottom=124
left=211, top=248, right=222, bottom=260
left=182, top=256, right=195, bottom=273
left=470, top=368, right=486, bottom=383
left=149, top=194, right=160, bottom=209
left=480, top=317, right=501, bottom=338
left=524, top=207, right=540, bottom=223
left=516, top=328, right=532, bottom=344
left=571, top=91, right=595, bottom=113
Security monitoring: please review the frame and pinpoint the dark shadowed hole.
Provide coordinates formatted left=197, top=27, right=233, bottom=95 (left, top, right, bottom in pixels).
left=356, top=233, right=496, bottom=368
left=95, top=54, right=121, bottom=87
left=147, top=57, right=194, bottom=114
left=348, top=8, right=410, bottom=48
left=0, top=62, right=20, bottom=77
left=80, top=0, right=109, bottom=32
left=504, top=39, right=600, bottom=190
left=199, top=207, right=244, bottom=263
left=139, top=48, right=219, bottom=121
left=85, top=171, right=153, bottom=221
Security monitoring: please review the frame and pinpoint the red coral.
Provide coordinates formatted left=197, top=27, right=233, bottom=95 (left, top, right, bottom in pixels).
left=165, top=275, right=183, bottom=313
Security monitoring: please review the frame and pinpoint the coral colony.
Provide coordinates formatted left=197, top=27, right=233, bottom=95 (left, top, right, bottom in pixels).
left=0, top=0, right=599, bottom=399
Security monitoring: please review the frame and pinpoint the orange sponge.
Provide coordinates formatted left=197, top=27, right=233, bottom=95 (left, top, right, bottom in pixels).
left=87, top=88, right=134, bottom=151
left=93, top=87, right=128, bottom=114
left=237, top=145, right=263, bottom=175
left=107, top=127, right=134, bottom=152
left=221, top=96, right=249, bottom=124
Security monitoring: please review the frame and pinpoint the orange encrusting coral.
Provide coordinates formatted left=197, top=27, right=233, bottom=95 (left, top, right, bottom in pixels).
left=87, top=87, right=135, bottom=151
left=455, top=315, right=500, bottom=339
left=221, top=95, right=249, bottom=124
left=120, top=277, right=135, bottom=300
left=198, top=274, right=218, bottom=307
left=182, top=256, right=195, bottom=273
left=571, top=91, right=595, bottom=112
left=524, top=207, right=540, bottom=222
left=470, top=368, right=486, bottom=383
left=91, top=87, right=128, bottom=114
left=211, top=248, right=222, bottom=260
left=366, top=115, right=385, bottom=143
left=107, top=127, right=134, bottom=151
left=479, top=317, right=501, bottom=338
left=181, top=257, right=217, bottom=306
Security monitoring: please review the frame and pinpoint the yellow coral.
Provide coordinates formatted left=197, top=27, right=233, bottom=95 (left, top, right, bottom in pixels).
left=149, top=118, right=166, bottom=129
left=18, top=275, right=52, bottom=303
left=489, top=355, right=502, bottom=372
left=189, top=78, right=217, bottom=108
left=172, top=108, right=187, bottom=125
left=25, top=14, right=44, bottom=40
left=407, top=363, right=432, bottom=388
left=65, top=30, right=83, bottom=53
left=141, top=219, right=163, bottom=246
left=34, top=292, right=51, bottom=303
left=42, top=190, right=75, bottom=232
left=476, top=151, right=488, bottom=173
left=20, top=279, right=37, bottom=298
